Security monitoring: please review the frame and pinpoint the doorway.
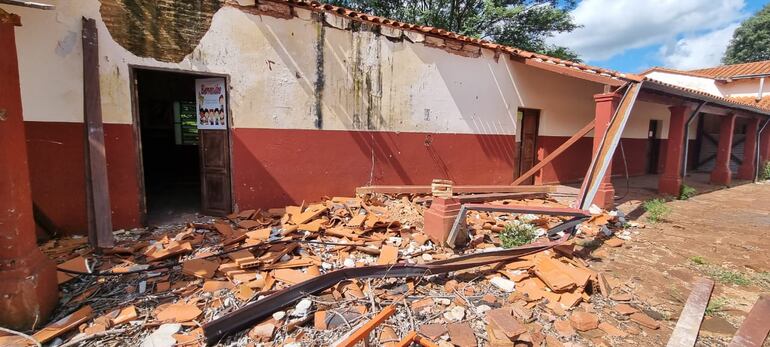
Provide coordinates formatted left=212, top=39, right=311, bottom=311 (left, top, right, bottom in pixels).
left=646, top=119, right=661, bottom=174
left=517, top=108, right=540, bottom=184
left=132, top=68, right=232, bottom=225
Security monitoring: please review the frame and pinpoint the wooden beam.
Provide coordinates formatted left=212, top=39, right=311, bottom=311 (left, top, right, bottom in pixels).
left=336, top=305, right=396, bottom=347
left=512, top=120, right=595, bottom=185
left=728, top=294, right=770, bottom=347
left=355, top=185, right=557, bottom=195
left=82, top=17, right=114, bottom=249
left=666, top=277, right=714, bottom=347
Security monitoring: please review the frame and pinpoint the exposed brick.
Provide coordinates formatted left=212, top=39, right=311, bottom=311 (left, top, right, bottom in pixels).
left=99, top=0, right=223, bottom=63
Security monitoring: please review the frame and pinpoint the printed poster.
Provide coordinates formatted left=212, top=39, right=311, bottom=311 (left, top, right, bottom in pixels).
left=195, top=78, right=227, bottom=130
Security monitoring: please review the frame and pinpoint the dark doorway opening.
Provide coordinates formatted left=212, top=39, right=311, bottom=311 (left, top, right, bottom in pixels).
left=517, top=108, right=540, bottom=184
left=134, top=69, right=202, bottom=225
left=646, top=119, right=661, bottom=174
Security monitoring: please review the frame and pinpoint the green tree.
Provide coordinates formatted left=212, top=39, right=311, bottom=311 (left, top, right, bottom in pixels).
left=327, top=0, right=581, bottom=61
left=723, top=4, right=770, bottom=64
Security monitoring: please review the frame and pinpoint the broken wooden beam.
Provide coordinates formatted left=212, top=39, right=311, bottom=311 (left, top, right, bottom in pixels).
left=728, top=294, right=770, bottom=347
left=355, top=185, right=557, bottom=195
left=666, top=277, right=714, bottom=347
left=82, top=17, right=114, bottom=249
left=512, top=120, right=595, bottom=186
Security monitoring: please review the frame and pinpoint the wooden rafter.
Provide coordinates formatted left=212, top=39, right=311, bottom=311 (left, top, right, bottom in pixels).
left=511, top=119, right=595, bottom=186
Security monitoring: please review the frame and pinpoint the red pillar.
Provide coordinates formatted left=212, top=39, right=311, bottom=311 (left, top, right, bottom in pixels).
left=710, top=113, right=737, bottom=185
left=592, top=92, right=621, bottom=209
left=0, top=13, right=58, bottom=330
left=658, top=105, right=689, bottom=196
left=737, top=118, right=760, bottom=180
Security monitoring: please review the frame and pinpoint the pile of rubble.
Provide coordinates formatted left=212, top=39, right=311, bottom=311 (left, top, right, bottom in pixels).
left=0, top=193, right=664, bottom=347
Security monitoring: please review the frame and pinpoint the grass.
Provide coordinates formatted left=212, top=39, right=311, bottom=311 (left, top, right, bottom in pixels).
left=705, top=297, right=728, bottom=316
left=643, top=198, right=671, bottom=223
left=499, top=220, right=537, bottom=248
left=705, top=267, right=752, bottom=286
left=761, top=161, right=770, bottom=181
left=689, top=255, right=707, bottom=265
left=679, top=184, right=697, bottom=200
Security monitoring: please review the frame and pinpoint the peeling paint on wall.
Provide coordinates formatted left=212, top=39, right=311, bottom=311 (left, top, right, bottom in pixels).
left=99, top=0, right=223, bottom=62
left=314, top=15, right=324, bottom=129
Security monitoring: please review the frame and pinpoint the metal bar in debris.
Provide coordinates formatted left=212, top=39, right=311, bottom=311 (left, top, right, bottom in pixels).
left=728, top=294, right=770, bottom=347
left=666, top=277, right=714, bottom=347
left=577, top=82, right=641, bottom=209
left=202, top=227, right=574, bottom=344
left=512, top=119, right=595, bottom=186
left=0, top=0, right=54, bottom=10
left=355, top=185, right=557, bottom=195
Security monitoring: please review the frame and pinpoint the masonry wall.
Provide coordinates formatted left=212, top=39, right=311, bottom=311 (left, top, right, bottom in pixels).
left=6, top=0, right=669, bottom=234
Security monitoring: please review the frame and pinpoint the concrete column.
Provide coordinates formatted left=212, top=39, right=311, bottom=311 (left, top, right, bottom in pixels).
left=592, top=92, right=621, bottom=209
left=710, top=113, right=737, bottom=185
left=0, top=15, right=58, bottom=330
left=737, top=118, right=760, bottom=180
left=761, top=123, right=770, bottom=166
left=658, top=105, right=689, bottom=196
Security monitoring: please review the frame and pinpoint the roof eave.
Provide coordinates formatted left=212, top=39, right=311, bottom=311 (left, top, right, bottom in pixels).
left=641, top=79, right=770, bottom=117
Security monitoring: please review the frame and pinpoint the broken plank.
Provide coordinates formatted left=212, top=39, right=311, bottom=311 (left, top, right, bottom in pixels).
left=728, top=294, right=770, bottom=347
left=355, top=185, right=557, bottom=195
left=666, top=277, right=714, bottom=347
left=336, top=305, right=396, bottom=347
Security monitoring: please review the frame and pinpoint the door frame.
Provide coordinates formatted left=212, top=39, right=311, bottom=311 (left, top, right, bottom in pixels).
left=128, top=65, right=234, bottom=224
left=646, top=119, right=661, bottom=174
left=517, top=108, right=541, bottom=184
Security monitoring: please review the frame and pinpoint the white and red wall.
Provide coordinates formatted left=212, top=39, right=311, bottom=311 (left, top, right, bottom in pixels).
left=5, top=0, right=668, bottom=235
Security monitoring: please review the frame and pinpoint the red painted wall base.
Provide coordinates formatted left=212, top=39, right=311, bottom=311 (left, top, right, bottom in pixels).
left=231, top=128, right=516, bottom=209
left=25, top=121, right=141, bottom=235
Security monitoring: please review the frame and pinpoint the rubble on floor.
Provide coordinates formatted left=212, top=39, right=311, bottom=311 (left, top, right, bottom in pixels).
left=0, top=194, right=664, bottom=347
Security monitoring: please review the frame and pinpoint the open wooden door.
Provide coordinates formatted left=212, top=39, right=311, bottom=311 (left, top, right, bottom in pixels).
left=196, top=78, right=232, bottom=216
left=518, top=109, right=540, bottom=185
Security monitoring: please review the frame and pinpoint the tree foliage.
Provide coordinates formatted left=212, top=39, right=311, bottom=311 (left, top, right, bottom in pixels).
left=327, top=0, right=581, bottom=61
left=723, top=4, right=770, bottom=64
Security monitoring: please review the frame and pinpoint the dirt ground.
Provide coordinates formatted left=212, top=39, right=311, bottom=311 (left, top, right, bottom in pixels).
left=596, top=180, right=770, bottom=346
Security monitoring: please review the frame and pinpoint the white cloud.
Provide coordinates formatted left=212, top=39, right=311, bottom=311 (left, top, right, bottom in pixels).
left=550, top=0, right=746, bottom=61
left=658, top=24, right=739, bottom=69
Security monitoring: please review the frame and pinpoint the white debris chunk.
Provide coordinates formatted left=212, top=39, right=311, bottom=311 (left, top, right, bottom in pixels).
left=141, top=323, right=181, bottom=347
left=292, top=298, right=312, bottom=317
left=490, top=276, right=516, bottom=292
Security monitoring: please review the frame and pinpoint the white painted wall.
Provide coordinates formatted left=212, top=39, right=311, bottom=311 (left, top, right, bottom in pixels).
left=4, top=1, right=525, bottom=136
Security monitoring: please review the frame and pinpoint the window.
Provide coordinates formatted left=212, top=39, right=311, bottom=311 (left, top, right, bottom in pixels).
left=174, top=101, right=199, bottom=145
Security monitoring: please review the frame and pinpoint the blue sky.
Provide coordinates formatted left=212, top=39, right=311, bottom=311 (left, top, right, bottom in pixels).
left=549, top=0, right=769, bottom=73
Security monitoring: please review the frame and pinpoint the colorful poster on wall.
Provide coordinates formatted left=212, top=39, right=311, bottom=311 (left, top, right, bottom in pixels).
left=195, top=78, right=227, bottom=130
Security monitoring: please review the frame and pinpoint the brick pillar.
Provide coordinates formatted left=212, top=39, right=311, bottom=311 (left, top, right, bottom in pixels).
left=737, top=118, right=760, bottom=180
left=423, top=198, right=461, bottom=246
left=658, top=105, right=690, bottom=196
left=710, top=113, right=737, bottom=185
left=0, top=14, right=58, bottom=330
left=592, top=92, right=621, bottom=209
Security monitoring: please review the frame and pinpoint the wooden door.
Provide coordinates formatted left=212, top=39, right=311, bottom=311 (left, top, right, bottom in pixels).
left=646, top=120, right=660, bottom=174
left=199, top=130, right=231, bottom=216
left=518, top=109, right=540, bottom=184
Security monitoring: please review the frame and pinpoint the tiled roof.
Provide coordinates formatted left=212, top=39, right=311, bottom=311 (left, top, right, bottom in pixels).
left=640, top=66, right=715, bottom=79
left=267, top=0, right=642, bottom=83
left=730, top=95, right=770, bottom=110
left=689, top=60, right=770, bottom=79
left=643, top=77, right=770, bottom=114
